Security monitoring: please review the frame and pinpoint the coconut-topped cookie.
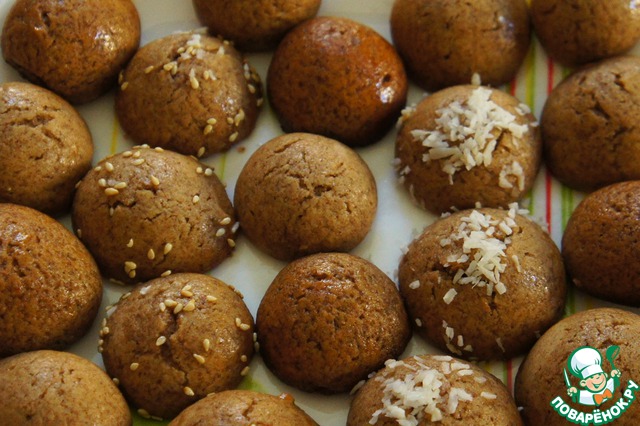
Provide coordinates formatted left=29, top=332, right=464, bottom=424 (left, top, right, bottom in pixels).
left=348, top=354, right=523, bottom=425
left=398, top=204, right=566, bottom=360
left=395, top=85, right=541, bottom=214
left=116, top=31, right=262, bottom=157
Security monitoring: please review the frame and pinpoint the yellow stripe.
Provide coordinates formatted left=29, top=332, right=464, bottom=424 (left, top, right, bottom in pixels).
left=110, top=116, right=120, bottom=155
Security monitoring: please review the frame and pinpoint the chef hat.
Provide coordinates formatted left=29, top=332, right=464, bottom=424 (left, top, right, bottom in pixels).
left=568, top=346, right=604, bottom=380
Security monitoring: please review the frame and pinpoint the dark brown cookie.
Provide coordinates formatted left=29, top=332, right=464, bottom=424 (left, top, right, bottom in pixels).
left=348, top=355, right=523, bottom=425
left=515, top=308, right=640, bottom=425
left=1, top=0, right=140, bottom=103
left=116, top=31, right=262, bottom=157
left=72, top=145, right=236, bottom=284
left=0, top=82, right=93, bottom=214
left=256, top=253, right=411, bottom=393
left=267, top=16, right=407, bottom=146
left=562, top=181, right=640, bottom=306
left=0, top=204, right=102, bottom=358
left=0, top=350, right=131, bottom=425
left=531, top=0, right=640, bottom=67
left=101, top=273, right=254, bottom=420
left=169, top=390, right=319, bottom=426
left=395, top=85, right=541, bottom=214
left=542, top=56, right=640, bottom=191
left=234, top=133, right=377, bottom=261
left=391, top=0, right=530, bottom=91
left=192, top=0, right=321, bottom=51
left=399, top=206, right=566, bottom=360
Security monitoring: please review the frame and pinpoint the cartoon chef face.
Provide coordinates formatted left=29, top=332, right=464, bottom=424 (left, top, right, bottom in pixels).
left=581, top=372, right=609, bottom=393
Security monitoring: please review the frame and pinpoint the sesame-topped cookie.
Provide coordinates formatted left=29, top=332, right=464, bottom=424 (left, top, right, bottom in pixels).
left=116, top=31, right=262, bottom=157
left=72, top=145, right=236, bottom=284
left=395, top=85, right=541, bottom=214
left=348, top=354, right=523, bottom=425
left=398, top=205, right=566, bottom=360
left=100, top=273, right=254, bottom=420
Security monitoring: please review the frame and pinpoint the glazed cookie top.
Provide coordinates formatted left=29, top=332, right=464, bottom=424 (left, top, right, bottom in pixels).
left=72, top=145, right=236, bottom=284
left=116, top=31, right=262, bottom=157
left=395, top=85, right=541, bottom=214
left=1, top=0, right=140, bottom=103
left=0, top=81, right=93, bottom=214
left=100, top=273, right=255, bottom=420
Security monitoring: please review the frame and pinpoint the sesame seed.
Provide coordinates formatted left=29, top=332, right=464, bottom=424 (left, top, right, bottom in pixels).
left=181, top=285, right=193, bottom=296
left=197, top=147, right=206, bottom=158
left=226, top=117, right=234, bottom=125
left=144, top=65, right=155, bottom=74
left=203, top=124, right=213, bottom=135
left=94, top=165, right=103, bottom=172
left=193, top=354, right=205, bottom=364
left=206, top=295, right=217, bottom=302
left=254, top=342, right=260, bottom=352
left=232, top=222, right=240, bottom=233
left=183, top=300, right=196, bottom=312
left=112, top=377, right=120, bottom=385
left=184, top=387, right=195, bottom=397
left=150, top=175, right=160, bottom=187
left=240, top=355, right=248, bottom=362
left=257, top=98, right=264, bottom=107
left=241, top=366, right=250, bottom=376
left=98, top=346, right=103, bottom=353
left=122, top=150, right=133, bottom=157
left=227, top=238, right=236, bottom=247
left=247, top=84, right=256, bottom=94
left=204, top=168, right=214, bottom=176
left=105, top=162, right=114, bottom=172
left=203, top=339, right=211, bottom=352
left=118, top=72, right=124, bottom=84
left=161, top=270, right=172, bottom=277
left=109, top=207, right=115, bottom=217
left=132, top=158, right=145, bottom=166
left=159, top=302, right=166, bottom=312
left=235, top=317, right=242, bottom=327
left=114, top=182, right=127, bottom=190
left=234, top=110, right=245, bottom=126
left=148, top=249, right=156, bottom=260
left=190, top=75, right=200, bottom=90
left=163, top=61, right=177, bottom=72
left=196, top=167, right=203, bottom=174
left=132, top=150, right=141, bottom=157
left=98, top=178, right=107, bottom=187
left=207, top=118, right=217, bottom=125
left=229, top=132, right=239, bottom=142
left=156, top=336, right=167, bottom=346
left=105, top=187, right=119, bottom=196
left=154, top=147, right=164, bottom=152
left=177, top=47, right=185, bottom=54
left=164, top=299, right=178, bottom=308
left=124, top=261, right=137, bottom=272
left=217, top=46, right=225, bottom=56
left=128, top=270, right=136, bottom=279
left=130, top=362, right=139, bottom=371
left=163, top=243, right=173, bottom=255
left=216, top=228, right=226, bottom=237
left=138, top=409, right=150, bottom=419
left=192, top=195, right=200, bottom=204
left=77, top=229, right=82, bottom=238
left=173, top=303, right=184, bottom=314
left=220, top=217, right=232, bottom=225
left=121, top=292, right=131, bottom=300
left=127, top=239, right=134, bottom=247
left=120, top=82, right=129, bottom=91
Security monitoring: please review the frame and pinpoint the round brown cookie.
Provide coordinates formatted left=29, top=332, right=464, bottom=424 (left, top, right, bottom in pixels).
left=348, top=354, right=523, bottom=425
left=116, top=31, right=262, bottom=157
left=267, top=16, right=407, bottom=146
left=169, top=390, right=319, bottom=426
left=234, top=133, right=377, bottom=261
left=0, top=203, right=102, bottom=357
left=192, top=0, right=321, bottom=52
left=100, top=273, right=254, bottom=420
left=1, top=0, right=140, bottom=104
left=0, top=350, right=131, bottom=425
left=542, top=56, right=640, bottom=192
left=390, top=0, right=530, bottom=92
left=72, top=145, right=236, bottom=284
left=531, top=0, right=640, bottom=67
left=562, top=181, right=640, bottom=306
left=399, top=206, right=566, bottom=361
left=515, top=308, right=640, bottom=425
left=395, top=85, right=541, bottom=214
left=256, top=252, right=411, bottom=394
left=0, top=82, right=93, bottom=215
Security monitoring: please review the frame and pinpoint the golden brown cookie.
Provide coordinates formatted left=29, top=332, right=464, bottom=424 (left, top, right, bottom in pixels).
left=0, top=203, right=102, bottom=358
left=192, top=0, right=321, bottom=51
left=116, top=31, right=262, bottom=157
left=515, top=308, right=640, bottom=425
left=562, top=181, right=640, bottom=306
left=399, top=205, right=566, bottom=360
left=256, top=253, right=411, bottom=394
left=72, top=145, right=236, bottom=284
left=542, top=56, right=640, bottom=191
left=395, top=85, right=541, bottom=214
left=348, top=354, right=523, bottom=425
left=101, top=273, right=254, bottom=420
left=531, top=0, right=640, bottom=67
left=234, top=133, right=377, bottom=261
left=169, top=390, right=319, bottom=426
left=391, top=0, right=530, bottom=91
left=0, top=82, right=93, bottom=215
left=267, top=16, right=407, bottom=146
left=1, top=0, right=140, bottom=103
left=0, top=350, right=131, bottom=425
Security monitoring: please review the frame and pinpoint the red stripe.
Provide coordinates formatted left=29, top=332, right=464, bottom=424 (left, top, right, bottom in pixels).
left=507, top=358, right=514, bottom=393
left=545, top=58, right=555, bottom=234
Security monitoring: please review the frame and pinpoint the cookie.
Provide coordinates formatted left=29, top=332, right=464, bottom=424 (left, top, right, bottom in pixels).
left=100, top=273, right=254, bottom=419
left=395, top=85, right=541, bottom=214
left=531, top=0, right=640, bottom=67
left=169, top=390, right=318, bottom=426
left=267, top=16, right=407, bottom=146
left=562, top=181, right=640, bottom=306
left=542, top=56, right=640, bottom=191
left=116, top=31, right=262, bottom=157
left=515, top=308, right=640, bottom=425
left=256, top=253, right=411, bottom=393
left=348, top=354, right=523, bottom=425
left=1, top=0, right=140, bottom=103
left=0, top=81, right=93, bottom=214
left=234, top=133, right=377, bottom=261
left=399, top=205, right=566, bottom=360
left=72, top=145, right=236, bottom=284
left=0, top=350, right=131, bottom=425
left=0, top=203, right=102, bottom=357
left=192, top=0, right=321, bottom=51
left=391, top=0, right=530, bottom=91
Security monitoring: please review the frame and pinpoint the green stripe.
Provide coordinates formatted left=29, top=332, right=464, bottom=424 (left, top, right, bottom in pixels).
left=524, top=41, right=537, bottom=215
left=218, top=152, right=228, bottom=180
